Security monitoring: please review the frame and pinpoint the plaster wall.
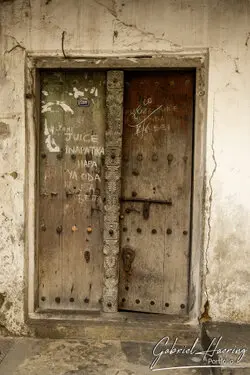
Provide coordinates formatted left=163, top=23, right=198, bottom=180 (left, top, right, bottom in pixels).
left=0, top=0, right=250, bottom=333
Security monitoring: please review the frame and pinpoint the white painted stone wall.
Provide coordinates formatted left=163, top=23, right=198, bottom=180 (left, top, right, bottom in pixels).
left=0, top=0, right=250, bottom=333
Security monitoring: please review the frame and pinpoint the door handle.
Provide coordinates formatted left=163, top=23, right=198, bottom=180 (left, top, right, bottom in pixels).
left=122, top=246, right=135, bottom=274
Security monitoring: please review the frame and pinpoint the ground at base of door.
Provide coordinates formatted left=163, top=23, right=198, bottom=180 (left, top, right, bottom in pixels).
left=0, top=335, right=249, bottom=375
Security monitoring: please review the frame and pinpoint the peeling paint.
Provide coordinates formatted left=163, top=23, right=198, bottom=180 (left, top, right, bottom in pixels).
left=9, top=171, right=18, bottom=179
left=0, top=122, right=10, bottom=139
left=72, top=87, right=84, bottom=99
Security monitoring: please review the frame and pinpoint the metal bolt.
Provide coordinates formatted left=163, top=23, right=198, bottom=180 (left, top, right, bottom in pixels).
left=152, top=229, right=157, bottom=234
left=84, top=298, right=89, bottom=303
left=40, top=191, right=49, bottom=197
left=152, top=153, right=158, bottom=161
left=180, top=304, right=185, bottom=309
left=167, top=154, right=173, bottom=163
left=136, top=299, right=140, bottom=304
left=56, top=225, right=62, bottom=234
left=167, top=199, right=172, bottom=206
left=165, top=302, right=169, bottom=307
left=150, top=301, right=155, bottom=306
left=41, top=296, right=46, bottom=302
left=137, top=153, right=143, bottom=161
left=132, top=169, right=139, bottom=176
left=41, top=224, right=46, bottom=232
left=87, top=226, right=92, bottom=233
left=183, top=230, right=188, bottom=235
left=69, top=297, right=74, bottom=302
left=55, top=297, right=60, bottom=303
left=66, top=190, right=74, bottom=197
left=84, top=250, right=90, bottom=263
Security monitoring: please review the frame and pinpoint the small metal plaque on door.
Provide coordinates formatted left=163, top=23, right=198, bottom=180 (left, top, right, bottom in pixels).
left=77, top=97, right=89, bottom=107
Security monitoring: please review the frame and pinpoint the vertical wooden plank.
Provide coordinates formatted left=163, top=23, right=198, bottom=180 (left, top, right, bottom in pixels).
left=38, top=70, right=106, bottom=311
left=39, top=71, right=65, bottom=310
left=162, top=71, right=195, bottom=315
left=119, top=70, right=194, bottom=315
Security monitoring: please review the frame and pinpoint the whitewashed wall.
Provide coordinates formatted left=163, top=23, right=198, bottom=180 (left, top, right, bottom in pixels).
left=0, top=0, right=250, bottom=333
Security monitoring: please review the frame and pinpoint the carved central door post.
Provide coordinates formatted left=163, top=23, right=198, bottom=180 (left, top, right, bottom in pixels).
left=103, top=71, right=124, bottom=312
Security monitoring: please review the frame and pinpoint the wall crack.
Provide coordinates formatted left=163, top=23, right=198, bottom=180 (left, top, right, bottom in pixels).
left=245, top=32, right=250, bottom=46
left=93, top=0, right=180, bottom=48
left=61, top=31, right=68, bottom=58
left=4, top=35, right=25, bottom=54
left=211, top=47, right=240, bottom=74
left=202, top=94, right=218, bottom=320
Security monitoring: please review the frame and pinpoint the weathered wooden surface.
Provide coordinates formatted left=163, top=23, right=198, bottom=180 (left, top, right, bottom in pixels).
left=119, top=71, right=195, bottom=315
left=38, top=70, right=106, bottom=311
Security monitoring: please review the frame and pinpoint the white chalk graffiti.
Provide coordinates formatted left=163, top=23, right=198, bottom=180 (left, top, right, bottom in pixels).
left=66, top=170, right=101, bottom=182
left=41, top=101, right=74, bottom=114
left=44, top=119, right=60, bottom=152
left=65, top=145, right=104, bottom=156
left=58, top=102, right=74, bottom=114
left=129, top=97, right=152, bottom=121
left=65, top=132, right=98, bottom=143
left=129, top=105, right=163, bottom=137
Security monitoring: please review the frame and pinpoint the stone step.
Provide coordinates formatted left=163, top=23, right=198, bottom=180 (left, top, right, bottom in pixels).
left=201, top=322, right=250, bottom=375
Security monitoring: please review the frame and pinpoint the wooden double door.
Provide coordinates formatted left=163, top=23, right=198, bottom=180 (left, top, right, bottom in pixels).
left=38, top=69, right=194, bottom=315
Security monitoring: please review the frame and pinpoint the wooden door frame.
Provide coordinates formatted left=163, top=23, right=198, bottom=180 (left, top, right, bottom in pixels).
left=25, top=51, right=208, bottom=324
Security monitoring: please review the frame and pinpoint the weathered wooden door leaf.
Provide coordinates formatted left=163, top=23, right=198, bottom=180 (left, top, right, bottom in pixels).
left=38, top=70, right=106, bottom=311
left=119, top=70, right=195, bottom=315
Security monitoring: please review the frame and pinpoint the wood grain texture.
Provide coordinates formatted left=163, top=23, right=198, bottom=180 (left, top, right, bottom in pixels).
left=119, top=70, right=195, bottom=315
left=38, top=70, right=106, bottom=311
